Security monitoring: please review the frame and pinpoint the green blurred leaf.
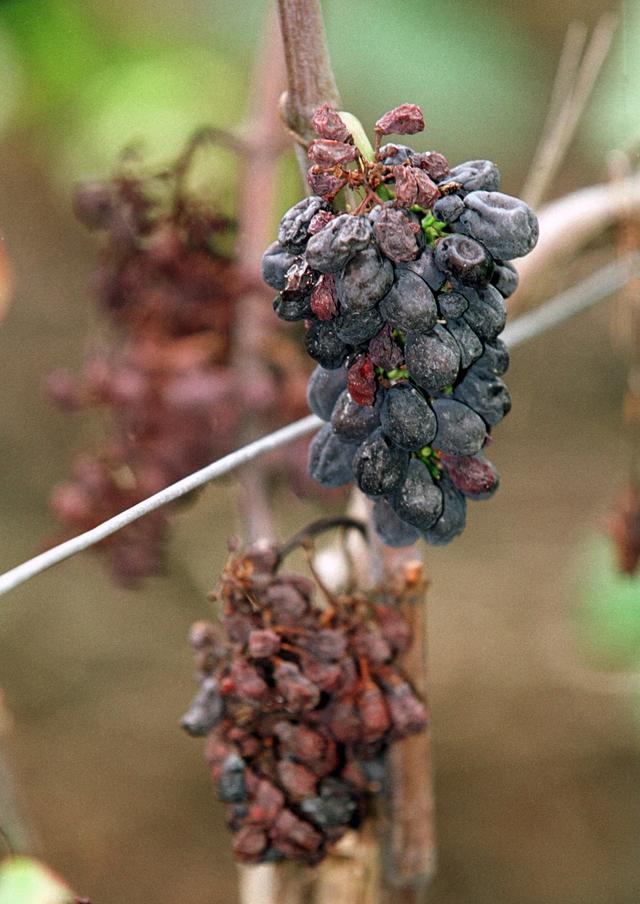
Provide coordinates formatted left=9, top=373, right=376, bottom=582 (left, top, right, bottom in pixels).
left=576, top=536, right=640, bottom=668
left=0, top=857, right=76, bottom=904
left=0, top=0, right=109, bottom=116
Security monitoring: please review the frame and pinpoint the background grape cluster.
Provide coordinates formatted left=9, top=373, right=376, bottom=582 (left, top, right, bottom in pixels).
left=262, top=104, right=539, bottom=547
left=182, top=539, right=427, bottom=865
left=46, top=148, right=312, bottom=584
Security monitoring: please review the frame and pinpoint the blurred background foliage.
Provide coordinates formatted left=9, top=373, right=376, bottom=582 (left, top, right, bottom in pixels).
left=0, top=0, right=638, bottom=193
left=1, top=1, right=640, bottom=902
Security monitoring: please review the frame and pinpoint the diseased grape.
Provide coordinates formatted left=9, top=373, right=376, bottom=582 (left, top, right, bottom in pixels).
left=391, top=459, right=443, bottom=530
left=454, top=367, right=512, bottom=426
left=261, top=242, right=298, bottom=290
left=405, top=325, right=461, bottom=392
left=337, top=246, right=394, bottom=312
left=433, top=195, right=464, bottom=223
left=431, top=398, right=487, bottom=456
left=439, top=452, right=499, bottom=499
left=445, top=318, right=483, bottom=369
left=352, top=428, right=409, bottom=497
left=437, top=290, right=468, bottom=319
left=305, top=214, right=372, bottom=272
left=434, top=233, right=494, bottom=287
left=306, top=365, right=348, bottom=421
left=263, top=104, right=539, bottom=550
left=444, top=159, right=500, bottom=193
left=308, top=425, right=358, bottom=488
left=278, top=196, right=330, bottom=251
left=461, top=285, right=506, bottom=342
left=421, top=475, right=466, bottom=545
left=379, top=270, right=438, bottom=333
left=457, top=191, right=538, bottom=259
left=491, top=260, right=519, bottom=298
left=397, top=248, right=447, bottom=291
left=372, top=498, right=420, bottom=547
left=304, top=320, right=350, bottom=369
left=335, top=306, right=384, bottom=345
left=331, top=389, right=383, bottom=442
left=380, top=383, right=437, bottom=450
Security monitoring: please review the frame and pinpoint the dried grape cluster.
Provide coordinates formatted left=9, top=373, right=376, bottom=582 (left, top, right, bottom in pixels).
left=262, top=104, right=539, bottom=546
left=47, top=146, right=310, bottom=584
left=182, top=535, right=427, bottom=865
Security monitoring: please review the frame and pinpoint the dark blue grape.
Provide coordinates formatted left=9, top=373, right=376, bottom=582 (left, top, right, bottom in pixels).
left=421, top=475, right=466, bottom=546
left=433, top=195, right=464, bottom=223
left=218, top=753, right=247, bottom=803
left=379, top=143, right=415, bottom=165
left=397, top=248, right=446, bottom=291
left=180, top=677, right=224, bottom=736
left=261, top=242, right=298, bottom=290
left=331, top=389, right=383, bottom=442
left=457, top=191, right=538, bottom=259
left=476, top=340, right=509, bottom=376
left=372, top=498, right=420, bottom=547
left=337, top=246, right=394, bottom=312
left=379, top=270, right=438, bottom=333
left=491, top=260, right=519, bottom=298
left=444, top=159, right=500, bottom=193
left=445, top=319, right=483, bottom=369
left=434, top=233, right=494, bottom=287
left=352, top=428, right=409, bottom=497
left=308, top=424, right=358, bottom=488
left=278, top=196, right=329, bottom=251
left=461, top=285, right=506, bottom=342
left=273, top=292, right=313, bottom=322
left=390, top=459, right=443, bottom=531
left=335, top=306, right=384, bottom=345
left=380, top=383, right=437, bottom=450
left=405, top=325, right=461, bottom=392
left=304, top=320, right=350, bottom=369
left=305, top=214, right=372, bottom=272
left=431, top=398, right=487, bottom=456
left=454, top=368, right=512, bottom=426
left=306, top=365, right=347, bottom=421
left=437, top=290, right=468, bottom=319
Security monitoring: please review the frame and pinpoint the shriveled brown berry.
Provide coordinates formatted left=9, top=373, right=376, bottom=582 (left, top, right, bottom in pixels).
left=232, top=825, right=268, bottom=862
left=274, top=661, right=321, bottom=712
left=374, top=208, right=420, bottom=262
left=375, top=104, right=425, bottom=137
left=276, top=760, right=318, bottom=802
left=311, top=104, right=352, bottom=142
left=411, top=151, right=450, bottom=180
left=347, top=355, right=376, bottom=407
left=248, top=629, right=280, bottom=659
left=308, top=139, right=358, bottom=167
left=310, top=274, right=338, bottom=320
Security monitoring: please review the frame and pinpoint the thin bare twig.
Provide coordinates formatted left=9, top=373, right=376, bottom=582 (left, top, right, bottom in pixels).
left=516, top=173, right=640, bottom=296
left=522, top=14, right=618, bottom=208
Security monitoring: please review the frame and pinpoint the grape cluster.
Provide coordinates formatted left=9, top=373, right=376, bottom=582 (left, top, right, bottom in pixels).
left=182, top=538, right=427, bottom=865
left=47, top=145, right=311, bottom=584
left=262, top=104, right=538, bottom=546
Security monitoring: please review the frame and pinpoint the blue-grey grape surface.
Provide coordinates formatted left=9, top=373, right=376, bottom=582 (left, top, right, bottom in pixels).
left=262, top=103, right=539, bottom=546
